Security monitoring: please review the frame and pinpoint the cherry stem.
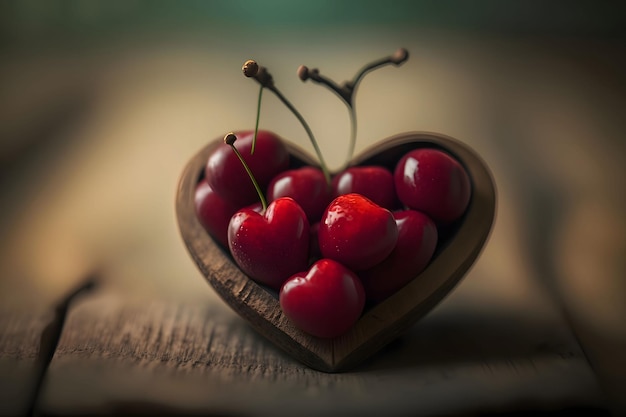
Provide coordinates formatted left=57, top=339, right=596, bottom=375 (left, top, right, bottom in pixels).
left=349, top=48, right=409, bottom=93
left=224, top=133, right=268, bottom=213
left=298, top=48, right=409, bottom=165
left=270, top=86, right=331, bottom=185
left=348, top=108, right=356, bottom=168
left=243, top=60, right=331, bottom=185
left=251, top=85, right=263, bottom=155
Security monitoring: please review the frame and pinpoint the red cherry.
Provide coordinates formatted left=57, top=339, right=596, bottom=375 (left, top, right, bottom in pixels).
left=318, top=193, right=398, bottom=271
left=394, top=148, right=471, bottom=223
left=360, top=210, right=438, bottom=302
left=206, top=130, right=290, bottom=207
left=280, top=259, right=365, bottom=338
left=194, top=179, right=240, bottom=248
left=332, top=166, right=398, bottom=210
left=228, top=197, right=309, bottom=290
left=267, top=166, right=333, bottom=223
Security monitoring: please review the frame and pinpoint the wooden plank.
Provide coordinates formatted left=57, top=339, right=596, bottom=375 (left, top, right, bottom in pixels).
left=38, top=287, right=606, bottom=416
left=0, top=309, right=49, bottom=417
left=0, top=276, right=95, bottom=417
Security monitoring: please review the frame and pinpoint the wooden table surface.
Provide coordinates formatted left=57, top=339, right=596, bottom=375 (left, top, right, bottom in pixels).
left=1, top=18, right=625, bottom=416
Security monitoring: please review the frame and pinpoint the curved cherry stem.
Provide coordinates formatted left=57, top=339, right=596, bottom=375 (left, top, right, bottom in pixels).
left=224, top=133, right=268, bottom=213
left=243, top=60, right=331, bottom=185
left=298, top=48, right=409, bottom=166
left=251, top=85, right=263, bottom=155
left=349, top=48, right=409, bottom=93
left=270, top=86, right=330, bottom=184
left=347, top=108, right=357, bottom=167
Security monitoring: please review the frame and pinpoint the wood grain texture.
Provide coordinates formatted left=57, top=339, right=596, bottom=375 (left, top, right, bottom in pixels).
left=0, top=275, right=95, bottom=417
left=176, top=132, right=496, bottom=372
left=0, top=309, right=53, bottom=416
left=38, top=292, right=605, bottom=416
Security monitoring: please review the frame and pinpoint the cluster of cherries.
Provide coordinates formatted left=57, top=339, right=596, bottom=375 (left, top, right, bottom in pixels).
left=195, top=49, right=471, bottom=338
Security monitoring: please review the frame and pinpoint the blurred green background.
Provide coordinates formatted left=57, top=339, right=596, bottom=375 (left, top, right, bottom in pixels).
left=2, top=0, right=625, bottom=44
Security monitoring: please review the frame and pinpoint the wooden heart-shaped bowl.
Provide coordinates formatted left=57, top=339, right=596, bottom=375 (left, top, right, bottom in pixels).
left=176, top=131, right=496, bottom=372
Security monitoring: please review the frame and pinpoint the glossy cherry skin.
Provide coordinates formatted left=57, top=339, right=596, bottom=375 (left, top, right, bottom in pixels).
left=194, top=179, right=241, bottom=249
left=206, top=130, right=290, bottom=207
left=318, top=193, right=398, bottom=271
left=228, top=197, right=309, bottom=290
left=280, top=259, right=365, bottom=339
left=360, top=210, right=438, bottom=302
left=394, top=148, right=471, bottom=223
left=332, top=166, right=398, bottom=210
left=267, top=166, right=333, bottom=223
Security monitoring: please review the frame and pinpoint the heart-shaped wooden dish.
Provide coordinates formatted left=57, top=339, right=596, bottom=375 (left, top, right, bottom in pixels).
left=176, top=131, right=496, bottom=372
